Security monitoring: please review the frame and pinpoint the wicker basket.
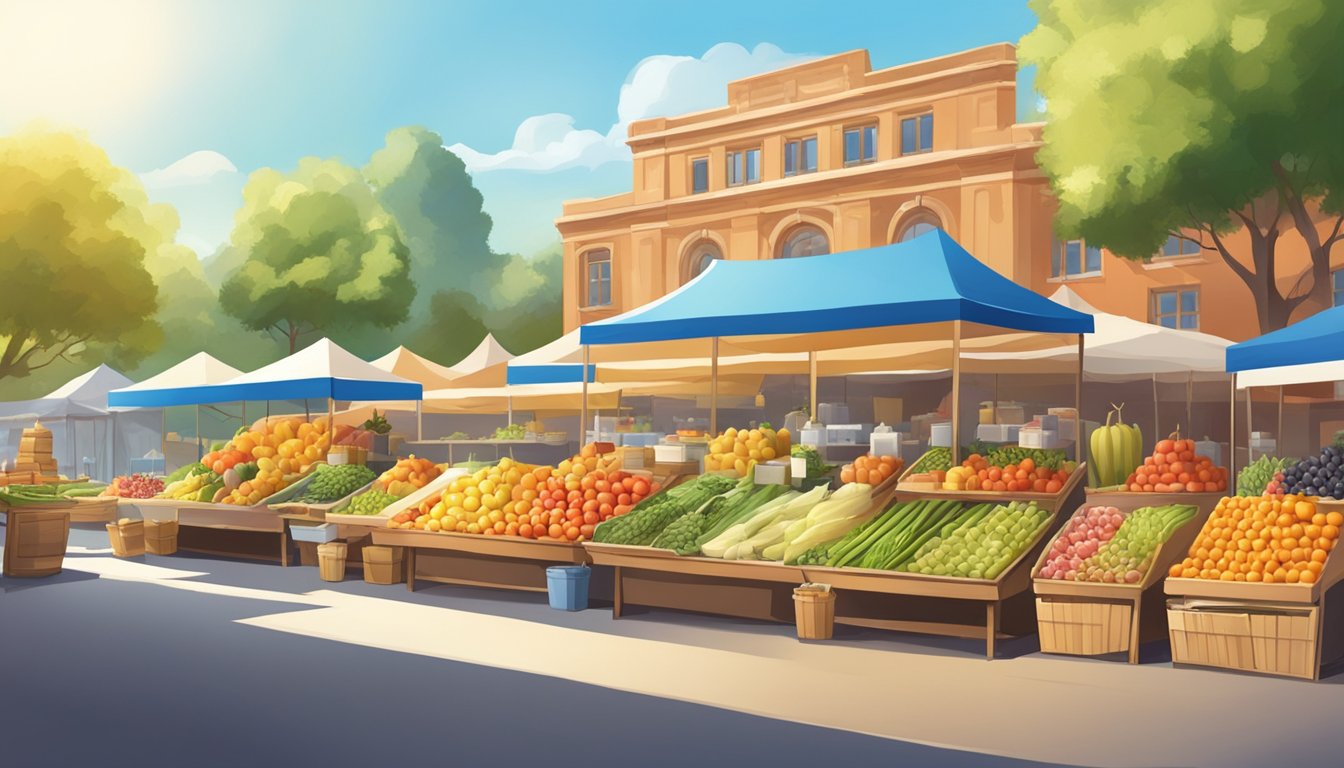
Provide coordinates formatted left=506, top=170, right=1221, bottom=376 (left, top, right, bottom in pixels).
left=793, top=585, right=836, bottom=640
left=106, top=520, right=146, bottom=558
left=144, top=519, right=179, bottom=555
left=317, top=541, right=348, bottom=582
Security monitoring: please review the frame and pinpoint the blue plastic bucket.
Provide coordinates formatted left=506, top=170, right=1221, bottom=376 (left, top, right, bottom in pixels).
left=546, top=565, right=591, bottom=611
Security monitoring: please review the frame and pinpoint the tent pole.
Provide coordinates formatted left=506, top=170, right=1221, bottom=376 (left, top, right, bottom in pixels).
left=160, top=408, right=167, bottom=471
left=580, top=345, right=590, bottom=445
left=195, top=405, right=202, bottom=461
left=1246, top=385, right=1253, bottom=462
left=242, top=401, right=247, bottom=431
left=416, top=401, right=423, bottom=442
left=1076, top=333, right=1084, bottom=463
left=710, top=337, right=719, bottom=436
left=1277, top=385, right=1284, bottom=454
left=1186, top=371, right=1193, bottom=436
left=305, top=398, right=311, bottom=422
left=507, top=396, right=513, bottom=428
left=992, top=375, right=999, bottom=425
left=808, top=350, right=817, bottom=422
left=1228, top=377, right=1237, bottom=481
left=327, top=397, right=334, bottom=430
left=951, top=320, right=962, bottom=467
left=1152, top=374, right=1159, bottom=444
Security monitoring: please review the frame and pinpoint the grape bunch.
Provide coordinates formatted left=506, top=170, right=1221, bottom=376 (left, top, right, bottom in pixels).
left=346, top=488, right=399, bottom=515
left=299, top=464, right=376, bottom=503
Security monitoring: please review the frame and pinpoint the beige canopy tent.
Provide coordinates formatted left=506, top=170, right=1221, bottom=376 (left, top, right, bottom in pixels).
left=371, top=346, right=461, bottom=390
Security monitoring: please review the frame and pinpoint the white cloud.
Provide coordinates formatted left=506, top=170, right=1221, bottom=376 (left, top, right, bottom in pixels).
left=449, top=43, right=815, bottom=174
left=140, top=149, right=238, bottom=189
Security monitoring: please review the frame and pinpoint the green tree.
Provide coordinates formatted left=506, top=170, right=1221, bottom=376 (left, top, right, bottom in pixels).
left=410, top=290, right=489, bottom=365
left=488, top=246, right=563, bottom=354
left=220, top=158, right=415, bottom=354
left=1023, top=0, right=1344, bottom=332
left=0, top=129, right=160, bottom=382
left=365, top=126, right=506, bottom=316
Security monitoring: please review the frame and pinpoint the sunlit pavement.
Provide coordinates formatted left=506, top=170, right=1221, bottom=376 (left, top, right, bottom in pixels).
left=4, top=526, right=1342, bottom=768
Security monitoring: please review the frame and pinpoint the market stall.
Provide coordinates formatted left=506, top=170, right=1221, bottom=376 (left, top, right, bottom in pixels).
left=0, top=365, right=160, bottom=481
left=573, top=231, right=1094, bottom=657
left=107, top=339, right=422, bottom=564
left=1160, top=306, right=1344, bottom=679
left=107, top=352, right=244, bottom=472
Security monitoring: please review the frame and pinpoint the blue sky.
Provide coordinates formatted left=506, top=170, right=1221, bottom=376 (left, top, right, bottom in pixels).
left=0, top=0, right=1039, bottom=258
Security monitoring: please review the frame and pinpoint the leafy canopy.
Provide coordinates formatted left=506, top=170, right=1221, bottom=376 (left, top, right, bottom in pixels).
left=1022, top=0, right=1344, bottom=256
left=220, top=158, right=415, bottom=351
left=0, top=128, right=160, bottom=381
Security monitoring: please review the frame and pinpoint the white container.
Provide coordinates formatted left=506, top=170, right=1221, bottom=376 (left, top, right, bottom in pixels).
left=790, top=456, right=808, bottom=480
left=654, top=442, right=707, bottom=464
left=800, top=427, right=826, bottom=446
left=1195, top=439, right=1222, bottom=467
left=1038, top=414, right=1060, bottom=431
left=817, top=403, right=849, bottom=424
left=869, top=424, right=902, bottom=457
left=977, top=424, right=1022, bottom=443
left=930, top=422, right=953, bottom=447
left=290, top=523, right=339, bottom=544
left=1019, top=428, right=1044, bottom=449
left=826, top=425, right=864, bottom=445
left=753, top=461, right=792, bottom=486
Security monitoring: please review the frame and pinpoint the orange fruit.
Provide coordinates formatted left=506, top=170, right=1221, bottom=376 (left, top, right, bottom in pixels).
left=1300, top=570, right=1318, bottom=584
left=1324, top=525, right=1340, bottom=540
left=1327, top=511, right=1344, bottom=527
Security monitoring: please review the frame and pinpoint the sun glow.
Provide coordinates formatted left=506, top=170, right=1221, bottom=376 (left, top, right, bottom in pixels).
left=0, top=0, right=179, bottom=130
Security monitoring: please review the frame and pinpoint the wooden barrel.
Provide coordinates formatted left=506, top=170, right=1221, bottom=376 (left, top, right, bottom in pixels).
left=3, top=509, right=71, bottom=577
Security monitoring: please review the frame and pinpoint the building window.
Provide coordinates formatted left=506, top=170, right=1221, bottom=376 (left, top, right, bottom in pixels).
left=682, top=241, right=721, bottom=283
left=727, top=148, right=761, bottom=187
left=843, top=125, right=877, bottom=166
left=1152, top=287, right=1199, bottom=330
left=691, top=157, right=709, bottom=194
left=896, top=210, right=942, bottom=242
left=1050, top=238, right=1102, bottom=279
left=901, top=113, right=933, bottom=155
left=777, top=225, right=829, bottom=259
left=1160, top=233, right=1200, bottom=258
left=1334, top=269, right=1344, bottom=307
left=784, top=136, right=817, bottom=176
left=583, top=249, right=612, bottom=308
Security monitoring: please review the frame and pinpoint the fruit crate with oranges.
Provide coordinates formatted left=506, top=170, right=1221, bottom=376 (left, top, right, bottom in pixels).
left=1031, top=494, right=1207, bottom=664
left=1163, top=497, right=1344, bottom=679
left=896, top=455, right=1088, bottom=514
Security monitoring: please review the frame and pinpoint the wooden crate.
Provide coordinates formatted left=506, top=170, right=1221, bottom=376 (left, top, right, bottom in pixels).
left=896, top=461, right=1087, bottom=513
left=1167, top=599, right=1321, bottom=679
left=1036, top=598, right=1133, bottom=656
left=2, top=509, right=70, bottom=577
left=1031, top=495, right=1208, bottom=662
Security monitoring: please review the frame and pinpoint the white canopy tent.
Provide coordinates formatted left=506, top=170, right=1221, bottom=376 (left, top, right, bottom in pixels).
left=372, top=346, right=461, bottom=391
left=107, top=352, right=245, bottom=467
left=0, top=365, right=160, bottom=480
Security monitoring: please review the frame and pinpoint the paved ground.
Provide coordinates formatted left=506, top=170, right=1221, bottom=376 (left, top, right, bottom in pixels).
left=3, top=525, right=1342, bottom=767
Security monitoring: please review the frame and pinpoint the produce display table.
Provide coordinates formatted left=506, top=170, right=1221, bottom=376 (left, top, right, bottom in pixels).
left=1162, top=501, right=1344, bottom=679
left=66, top=496, right=120, bottom=524
left=584, top=479, right=1060, bottom=659
left=1032, top=492, right=1210, bottom=664
left=2, top=506, right=71, bottom=577
left=134, top=498, right=291, bottom=565
left=370, top=527, right=601, bottom=596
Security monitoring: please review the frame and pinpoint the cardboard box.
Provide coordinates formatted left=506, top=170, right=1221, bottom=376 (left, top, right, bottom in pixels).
left=753, top=461, right=792, bottom=486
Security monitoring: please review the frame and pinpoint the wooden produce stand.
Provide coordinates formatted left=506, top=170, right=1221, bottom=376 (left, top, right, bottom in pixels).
left=584, top=474, right=901, bottom=625
left=1, top=504, right=72, bottom=577
left=370, top=527, right=597, bottom=596
left=1163, top=503, right=1344, bottom=680
left=1032, top=492, right=1210, bottom=664
left=269, top=480, right=377, bottom=568
left=66, top=496, right=120, bottom=524
left=134, top=497, right=293, bottom=565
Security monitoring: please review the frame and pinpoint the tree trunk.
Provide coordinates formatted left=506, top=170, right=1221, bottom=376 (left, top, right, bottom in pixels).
left=288, top=322, right=300, bottom=354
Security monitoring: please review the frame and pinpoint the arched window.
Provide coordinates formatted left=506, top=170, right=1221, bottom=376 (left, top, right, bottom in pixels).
left=777, top=225, right=829, bottom=259
left=896, top=210, right=942, bottom=242
left=682, top=241, right=721, bottom=283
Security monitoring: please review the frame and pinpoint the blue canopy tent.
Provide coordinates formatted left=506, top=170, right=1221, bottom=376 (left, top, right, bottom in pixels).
left=1224, top=304, right=1344, bottom=472
left=576, top=230, right=1095, bottom=463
